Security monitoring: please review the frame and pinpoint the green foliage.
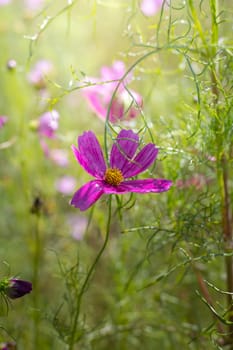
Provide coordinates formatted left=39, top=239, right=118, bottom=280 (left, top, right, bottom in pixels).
left=0, top=0, right=233, bottom=349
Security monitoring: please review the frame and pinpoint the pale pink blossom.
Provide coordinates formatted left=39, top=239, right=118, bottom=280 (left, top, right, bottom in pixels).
left=28, top=60, right=53, bottom=89
left=140, top=0, right=164, bottom=17
left=38, top=110, right=59, bottom=138
left=83, top=61, right=143, bottom=123
left=0, top=116, right=8, bottom=129
left=24, top=0, right=44, bottom=11
left=55, top=176, right=77, bottom=195
left=49, top=149, right=69, bottom=167
left=67, top=215, right=88, bottom=240
left=0, top=0, right=11, bottom=6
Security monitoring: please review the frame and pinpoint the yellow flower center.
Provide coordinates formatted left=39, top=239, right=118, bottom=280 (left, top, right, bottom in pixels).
left=104, top=168, right=124, bottom=186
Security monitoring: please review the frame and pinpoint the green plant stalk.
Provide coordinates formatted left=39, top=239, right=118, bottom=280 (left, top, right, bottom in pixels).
left=221, top=157, right=233, bottom=339
left=68, top=196, right=112, bottom=350
left=188, top=0, right=208, bottom=49
left=209, top=0, right=233, bottom=342
left=215, top=153, right=233, bottom=346
left=32, top=215, right=41, bottom=350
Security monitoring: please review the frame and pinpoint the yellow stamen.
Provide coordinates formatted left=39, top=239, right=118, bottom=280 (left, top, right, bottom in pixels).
left=104, top=168, right=124, bottom=186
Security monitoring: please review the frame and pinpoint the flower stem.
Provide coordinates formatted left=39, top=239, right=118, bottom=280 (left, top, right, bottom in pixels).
left=68, top=196, right=112, bottom=350
left=208, top=0, right=233, bottom=342
left=221, top=157, right=233, bottom=344
left=32, top=215, right=41, bottom=349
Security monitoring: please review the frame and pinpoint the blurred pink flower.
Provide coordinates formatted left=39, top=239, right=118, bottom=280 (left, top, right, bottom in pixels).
left=207, top=155, right=216, bottom=162
left=83, top=61, right=143, bottom=123
left=38, top=110, right=59, bottom=138
left=67, top=214, right=88, bottom=240
left=0, top=116, right=8, bottom=129
left=0, top=0, right=11, bottom=5
left=55, top=176, right=77, bottom=195
left=28, top=60, right=53, bottom=89
left=40, top=142, right=69, bottom=167
left=140, top=0, right=164, bottom=16
left=49, top=149, right=69, bottom=167
left=6, top=59, right=17, bottom=71
left=176, top=174, right=211, bottom=190
left=24, top=0, right=44, bottom=11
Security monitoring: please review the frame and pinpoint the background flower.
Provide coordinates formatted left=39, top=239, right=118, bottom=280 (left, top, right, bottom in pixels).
left=28, top=60, right=53, bottom=89
left=0, top=0, right=11, bottom=6
left=38, top=110, right=59, bottom=138
left=0, top=116, right=8, bottom=129
left=83, top=61, right=142, bottom=123
left=66, top=214, right=88, bottom=240
left=55, top=176, right=77, bottom=195
left=140, top=0, right=164, bottom=16
left=49, top=149, right=69, bottom=167
left=24, top=0, right=44, bottom=11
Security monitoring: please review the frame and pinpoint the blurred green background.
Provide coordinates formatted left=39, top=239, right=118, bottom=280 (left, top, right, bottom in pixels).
left=0, top=0, right=233, bottom=349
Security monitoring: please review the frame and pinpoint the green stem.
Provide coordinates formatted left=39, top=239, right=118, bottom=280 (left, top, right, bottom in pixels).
left=221, top=157, right=233, bottom=344
left=210, top=0, right=218, bottom=56
left=188, top=0, right=208, bottom=49
left=208, top=0, right=233, bottom=343
left=68, top=196, right=112, bottom=350
left=32, top=215, right=41, bottom=349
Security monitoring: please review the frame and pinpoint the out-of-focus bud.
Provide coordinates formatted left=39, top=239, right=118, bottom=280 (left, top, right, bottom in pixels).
left=6, top=59, right=17, bottom=71
left=0, top=278, right=32, bottom=299
left=0, top=341, right=17, bottom=350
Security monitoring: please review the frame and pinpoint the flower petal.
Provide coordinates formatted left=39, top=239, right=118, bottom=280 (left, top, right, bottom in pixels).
left=109, top=98, right=125, bottom=123
left=70, top=180, right=105, bottom=211
left=72, top=131, right=106, bottom=178
left=83, top=88, right=107, bottom=120
left=140, top=0, right=163, bottom=17
left=123, top=143, right=158, bottom=178
left=101, top=178, right=172, bottom=194
left=110, top=129, right=139, bottom=171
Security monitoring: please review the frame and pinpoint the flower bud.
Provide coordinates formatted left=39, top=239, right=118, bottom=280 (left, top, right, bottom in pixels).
left=0, top=278, right=32, bottom=299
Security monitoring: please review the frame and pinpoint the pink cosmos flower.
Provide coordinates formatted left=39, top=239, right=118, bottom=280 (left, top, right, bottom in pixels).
left=0, top=116, right=8, bottom=129
left=83, top=61, right=143, bottom=123
left=28, top=60, right=53, bottom=89
left=71, top=129, right=172, bottom=211
left=140, top=0, right=164, bottom=16
left=38, top=110, right=59, bottom=138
